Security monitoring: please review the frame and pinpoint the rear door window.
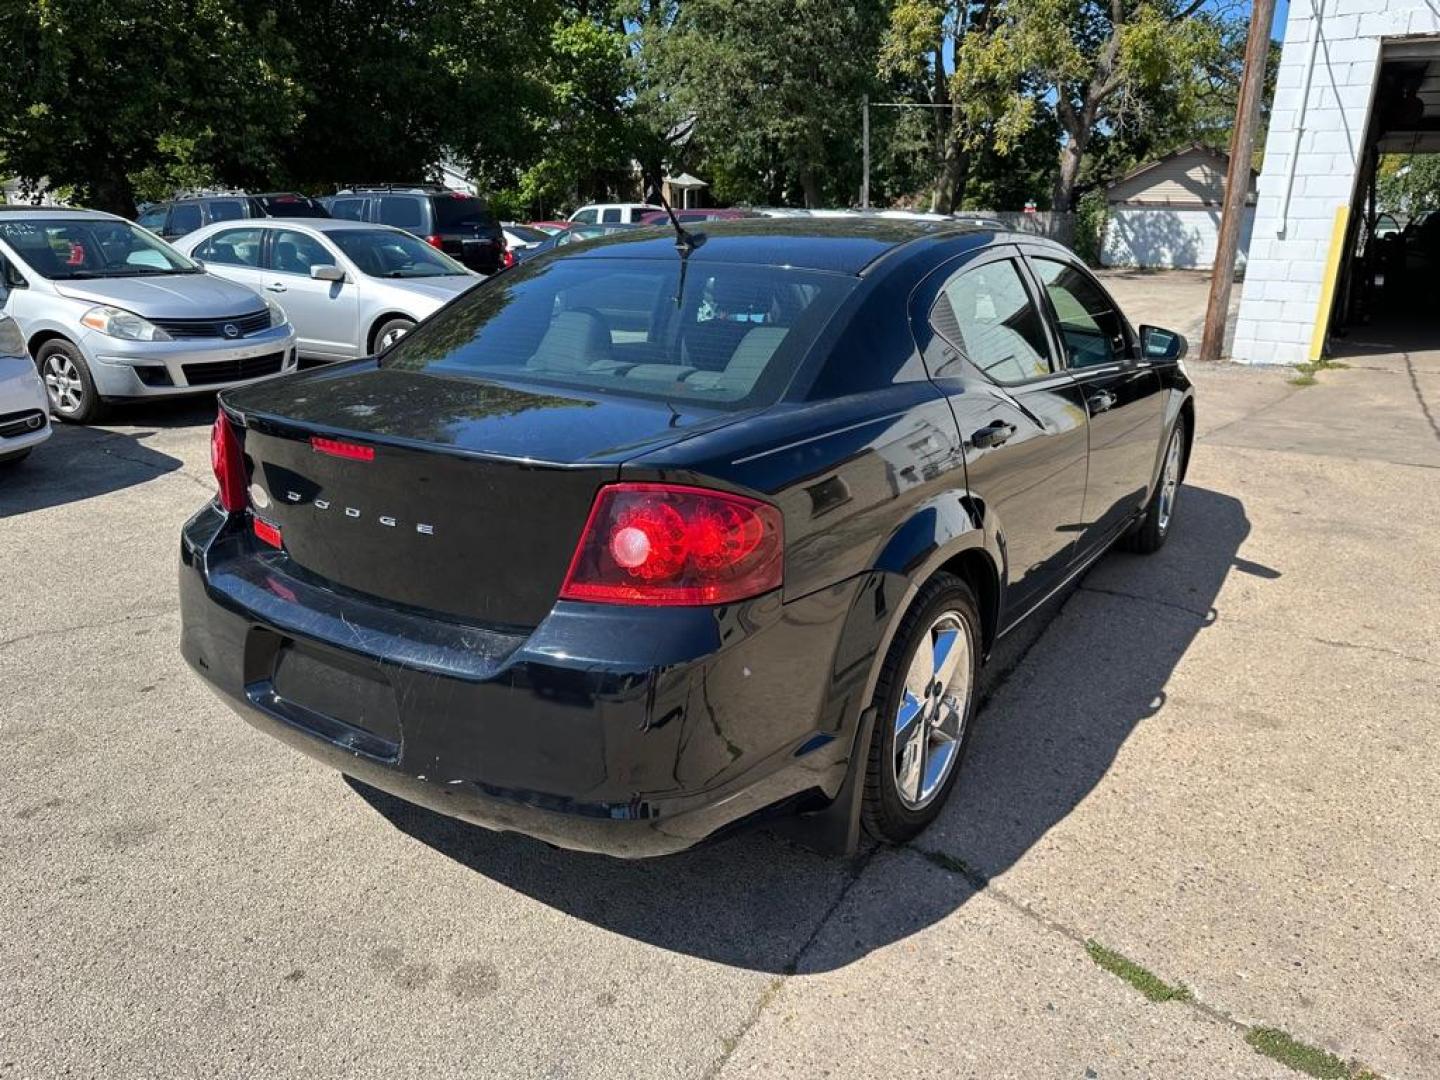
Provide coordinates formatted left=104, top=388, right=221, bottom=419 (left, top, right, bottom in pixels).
left=931, top=259, right=1053, bottom=384
left=205, top=199, right=248, bottom=224
left=377, top=196, right=425, bottom=231
left=167, top=203, right=203, bottom=236
left=600, top=207, right=622, bottom=224
left=195, top=227, right=264, bottom=267
left=329, top=198, right=367, bottom=221
left=380, top=258, right=854, bottom=409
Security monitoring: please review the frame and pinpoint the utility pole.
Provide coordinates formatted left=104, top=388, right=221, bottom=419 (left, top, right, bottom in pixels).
left=861, top=95, right=870, bottom=210
left=1200, top=0, right=1277, bottom=363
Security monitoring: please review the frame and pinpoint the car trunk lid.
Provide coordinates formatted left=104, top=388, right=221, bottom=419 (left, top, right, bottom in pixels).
left=223, top=364, right=747, bottom=627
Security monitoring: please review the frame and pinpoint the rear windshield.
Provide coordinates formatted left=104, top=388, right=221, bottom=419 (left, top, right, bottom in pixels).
left=432, top=195, right=496, bottom=230
left=255, top=194, right=329, bottom=218
left=381, top=256, right=854, bottom=408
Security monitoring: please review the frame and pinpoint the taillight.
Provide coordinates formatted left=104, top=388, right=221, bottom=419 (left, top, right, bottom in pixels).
left=502, top=248, right=517, bottom=269
left=210, top=408, right=247, bottom=513
left=560, top=483, right=783, bottom=606
left=424, top=234, right=444, bottom=249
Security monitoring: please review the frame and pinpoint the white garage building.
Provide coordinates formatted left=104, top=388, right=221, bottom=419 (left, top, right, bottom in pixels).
left=1233, top=1, right=1440, bottom=364
left=1101, top=144, right=1256, bottom=270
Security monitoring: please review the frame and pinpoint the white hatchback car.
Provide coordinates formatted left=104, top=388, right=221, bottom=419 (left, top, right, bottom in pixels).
left=178, top=219, right=481, bottom=360
left=0, top=314, right=51, bottom=466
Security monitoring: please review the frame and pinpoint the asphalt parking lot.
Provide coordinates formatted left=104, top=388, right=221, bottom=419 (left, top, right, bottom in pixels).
left=3, top=274, right=1437, bottom=1079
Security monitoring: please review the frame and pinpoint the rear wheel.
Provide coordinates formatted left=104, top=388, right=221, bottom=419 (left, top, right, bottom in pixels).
left=1122, top=414, right=1186, bottom=554
left=373, top=317, right=415, bottom=354
left=861, top=572, right=981, bottom=845
left=37, top=339, right=105, bottom=424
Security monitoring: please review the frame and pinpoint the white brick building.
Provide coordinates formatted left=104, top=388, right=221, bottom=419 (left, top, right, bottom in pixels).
left=1233, top=2, right=1440, bottom=364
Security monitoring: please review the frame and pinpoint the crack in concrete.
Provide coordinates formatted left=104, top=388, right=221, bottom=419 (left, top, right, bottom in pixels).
left=700, top=844, right=878, bottom=1080
left=908, top=846, right=1384, bottom=1078
left=0, top=609, right=173, bottom=655
left=1404, top=352, right=1440, bottom=447
left=1076, top=586, right=1436, bottom=670
left=1076, top=583, right=1214, bottom=620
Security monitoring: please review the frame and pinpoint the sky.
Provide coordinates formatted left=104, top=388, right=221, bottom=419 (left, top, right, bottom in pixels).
left=1273, top=0, right=1290, bottom=40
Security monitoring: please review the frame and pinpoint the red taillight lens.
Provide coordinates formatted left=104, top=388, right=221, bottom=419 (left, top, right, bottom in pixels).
left=502, top=248, right=517, bottom=269
left=310, top=435, right=375, bottom=461
left=424, top=234, right=444, bottom=249
left=560, top=483, right=782, bottom=606
left=210, top=408, right=248, bottom=513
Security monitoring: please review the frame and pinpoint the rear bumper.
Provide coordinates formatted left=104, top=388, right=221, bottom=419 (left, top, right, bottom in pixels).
left=179, top=504, right=866, bottom=857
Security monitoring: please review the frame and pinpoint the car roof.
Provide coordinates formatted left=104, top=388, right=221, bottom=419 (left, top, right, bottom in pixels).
left=554, top=216, right=1021, bottom=275
left=197, top=218, right=389, bottom=234
left=0, top=206, right=119, bottom=222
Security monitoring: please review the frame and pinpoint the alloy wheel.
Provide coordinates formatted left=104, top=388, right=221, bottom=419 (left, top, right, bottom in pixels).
left=43, top=352, right=85, bottom=416
left=1157, top=423, right=1183, bottom=533
left=379, top=325, right=409, bottom=350
left=892, top=611, right=974, bottom=810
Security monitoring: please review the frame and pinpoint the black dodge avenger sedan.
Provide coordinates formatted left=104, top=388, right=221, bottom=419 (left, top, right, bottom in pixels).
left=180, top=218, right=1193, bottom=857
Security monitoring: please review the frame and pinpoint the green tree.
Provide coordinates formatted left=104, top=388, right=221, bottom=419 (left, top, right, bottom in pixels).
left=506, top=14, right=639, bottom=216
left=881, top=1, right=1039, bottom=212
left=655, top=0, right=888, bottom=208
left=0, top=0, right=302, bottom=215
left=1377, top=155, right=1440, bottom=217
left=1000, top=0, right=1226, bottom=209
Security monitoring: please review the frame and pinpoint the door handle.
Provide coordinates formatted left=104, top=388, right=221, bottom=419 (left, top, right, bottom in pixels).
left=1086, top=390, right=1116, bottom=414
left=266, top=282, right=287, bottom=293
left=970, top=421, right=1016, bottom=449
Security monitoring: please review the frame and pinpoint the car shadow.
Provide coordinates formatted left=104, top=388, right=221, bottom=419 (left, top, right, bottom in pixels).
left=350, top=483, right=1261, bottom=973
left=0, top=401, right=206, bottom=516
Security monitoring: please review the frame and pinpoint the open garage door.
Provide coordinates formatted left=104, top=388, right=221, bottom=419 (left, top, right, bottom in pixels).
left=1330, top=40, right=1440, bottom=355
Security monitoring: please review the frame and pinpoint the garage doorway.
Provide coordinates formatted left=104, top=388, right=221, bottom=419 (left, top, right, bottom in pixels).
left=1330, top=40, right=1440, bottom=356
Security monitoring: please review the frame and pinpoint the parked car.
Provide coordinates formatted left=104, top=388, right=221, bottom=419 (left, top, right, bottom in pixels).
left=511, top=222, right=639, bottom=263
left=525, top=221, right=571, bottom=235
left=321, top=186, right=506, bottom=274
left=568, top=202, right=661, bottom=225
left=0, top=314, right=50, bottom=465
left=179, top=219, right=479, bottom=359
left=137, top=192, right=330, bottom=241
left=0, top=207, right=296, bottom=423
left=502, top=223, right=552, bottom=254
left=634, top=208, right=759, bottom=226
left=179, top=218, right=1193, bottom=858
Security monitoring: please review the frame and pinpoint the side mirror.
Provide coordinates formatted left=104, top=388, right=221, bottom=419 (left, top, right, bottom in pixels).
left=1139, top=325, right=1187, bottom=362
left=311, top=264, right=345, bottom=283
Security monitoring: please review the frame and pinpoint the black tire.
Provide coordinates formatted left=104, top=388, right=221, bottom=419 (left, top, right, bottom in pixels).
left=1121, top=413, right=1187, bottom=555
left=36, top=339, right=105, bottom=424
left=0, top=448, right=31, bottom=468
left=372, top=317, right=415, bottom=354
left=861, top=572, right=982, bottom=845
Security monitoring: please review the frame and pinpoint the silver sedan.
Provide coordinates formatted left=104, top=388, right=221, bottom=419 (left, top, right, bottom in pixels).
left=178, top=219, right=481, bottom=360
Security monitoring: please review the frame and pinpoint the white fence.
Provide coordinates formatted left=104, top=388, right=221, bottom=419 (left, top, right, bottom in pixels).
left=1101, top=206, right=1254, bottom=271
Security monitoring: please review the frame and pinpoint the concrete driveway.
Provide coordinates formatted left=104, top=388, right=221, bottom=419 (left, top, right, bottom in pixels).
left=2, top=336, right=1436, bottom=1077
